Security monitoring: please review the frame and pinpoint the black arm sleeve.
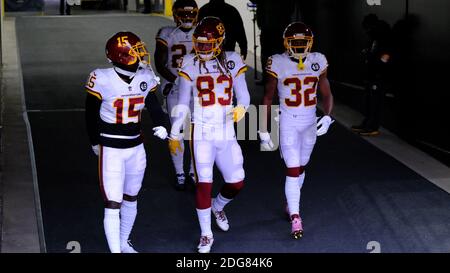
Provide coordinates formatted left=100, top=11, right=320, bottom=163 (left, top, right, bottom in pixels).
left=145, top=92, right=168, bottom=129
left=85, top=93, right=101, bottom=146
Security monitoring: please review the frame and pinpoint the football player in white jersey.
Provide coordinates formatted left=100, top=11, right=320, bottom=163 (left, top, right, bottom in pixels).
left=168, top=17, right=250, bottom=253
left=85, top=32, right=168, bottom=253
left=155, top=0, right=198, bottom=191
left=259, top=22, right=334, bottom=239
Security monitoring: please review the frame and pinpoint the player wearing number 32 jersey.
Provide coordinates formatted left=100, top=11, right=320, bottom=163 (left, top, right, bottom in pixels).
left=169, top=17, right=250, bottom=253
left=259, top=22, right=334, bottom=239
left=85, top=32, right=168, bottom=253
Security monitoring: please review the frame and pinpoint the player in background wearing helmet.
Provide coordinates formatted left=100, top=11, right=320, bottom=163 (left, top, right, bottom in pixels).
left=85, top=32, right=168, bottom=253
left=155, top=0, right=198, bottom=191
left=259, top=22, right=334, bottom=239
left=168, top=17, right=250, bottom=253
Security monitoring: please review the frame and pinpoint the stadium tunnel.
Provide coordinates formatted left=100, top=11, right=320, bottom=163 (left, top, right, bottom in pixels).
left=0, top=0, right=449, bottom=253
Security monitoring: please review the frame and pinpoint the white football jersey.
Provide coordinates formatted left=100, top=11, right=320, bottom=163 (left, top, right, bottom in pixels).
left=266, top=52, right=328, bottom=119
left=85, top=66, right=159, bottom=124
left=178, top=52, right=247, bottom=126
left=156, top=26, right=195, bottom=90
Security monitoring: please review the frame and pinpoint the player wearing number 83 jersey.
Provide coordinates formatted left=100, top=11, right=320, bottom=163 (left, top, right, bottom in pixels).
left=177, top=49, right=248, bottom=126
left=169, top=17, right=250, bottom=253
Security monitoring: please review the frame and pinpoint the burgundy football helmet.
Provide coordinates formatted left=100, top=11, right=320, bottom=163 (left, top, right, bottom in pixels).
left=192, top=16, right=225, bottom=61
left=173, top=0, right=198, bottom=29
left=283, top=22, right=314, bottom=60
left=105, top=31, right=149, bottom=71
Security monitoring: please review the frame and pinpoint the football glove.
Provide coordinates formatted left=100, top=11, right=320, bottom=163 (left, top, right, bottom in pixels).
left=168, top=134, right=183, bottom=155
left=316, top=115, right=334, bottom=136
left=230, top=105, right=246, bottom=123
left=258, top=131, right=275, bottom=151
left=153, top=126, right=168, bottom=140
left=92, top=145, right=99, bottom=156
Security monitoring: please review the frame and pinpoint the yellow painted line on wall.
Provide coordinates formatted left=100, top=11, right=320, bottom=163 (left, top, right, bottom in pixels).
left=164, top=0, right=173, bottom=16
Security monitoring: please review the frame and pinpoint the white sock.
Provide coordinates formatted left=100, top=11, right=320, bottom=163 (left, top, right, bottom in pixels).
left=120, top=200, right=137, bottom=246
left=104, top=208, right=121, bottom=253
left=285, top=176, right=300, bottom=216
left=213, top=193, right=232, bottom=211
left=171, top=141, right=185, bottom=174
left=196, top=208, right=213, bottom=237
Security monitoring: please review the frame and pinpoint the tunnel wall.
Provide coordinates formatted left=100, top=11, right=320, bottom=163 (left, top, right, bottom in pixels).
left=293, top=0, right=449, bottom=162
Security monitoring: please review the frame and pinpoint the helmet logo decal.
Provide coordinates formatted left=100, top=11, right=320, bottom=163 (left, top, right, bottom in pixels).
left=216, top=23, right=225, bottom=35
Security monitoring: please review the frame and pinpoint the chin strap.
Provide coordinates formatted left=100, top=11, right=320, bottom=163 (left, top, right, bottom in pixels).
left=297, top=55, right=306, bottom=71
left=114, top=66, right=137, bottom=79
left=297, top=58, right=305, bottom=70
left=289, top=49, right=306, bottom=71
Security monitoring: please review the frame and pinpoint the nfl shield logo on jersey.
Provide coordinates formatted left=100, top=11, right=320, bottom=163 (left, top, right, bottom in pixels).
left=140, top=82, right=148, bottom=92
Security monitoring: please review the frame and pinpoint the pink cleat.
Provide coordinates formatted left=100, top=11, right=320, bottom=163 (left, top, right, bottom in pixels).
left=291, top=215, right=303, bottom=239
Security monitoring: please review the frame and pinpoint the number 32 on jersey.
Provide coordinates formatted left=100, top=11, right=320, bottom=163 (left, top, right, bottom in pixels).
left=283, top=76, right=319, bottom=107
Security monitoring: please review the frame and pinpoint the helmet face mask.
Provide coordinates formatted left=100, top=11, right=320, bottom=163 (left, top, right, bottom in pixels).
left=193, top=36, right=223, bottom=61
left=174, top=7, right=198, bottom=29
left=283, top=22, right=314, bottom=60
left=193, top=17, right=225, bottom=61
left=129, top=41, right=150, bottom=65
left=285, top=35, right=313, bottom=60
left=172, top=0, right=198, bottom=29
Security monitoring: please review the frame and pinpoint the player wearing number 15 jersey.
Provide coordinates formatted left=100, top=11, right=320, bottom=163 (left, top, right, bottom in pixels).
left=259, top=22, right=334, bottom=239
left=169, top=17, right=250, bottom=253
left=155, top=0, right=198, bottom=190
left=85, top=32, right=168, bottom=253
